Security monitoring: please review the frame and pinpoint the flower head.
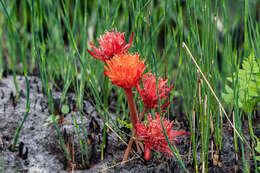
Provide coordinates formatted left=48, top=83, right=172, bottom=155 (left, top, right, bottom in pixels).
left=87, top=31, right=134, bottom=62
left=104, top=53, right=147, bottom=89
left=135, top=113, right=190, bottom=160
left=137, top=74, right=173, bottom=109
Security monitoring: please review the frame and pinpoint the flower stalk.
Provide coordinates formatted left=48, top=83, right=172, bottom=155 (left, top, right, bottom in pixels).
left=121, top=88, right=139, bottom=165
left=139, top=107, right=148, bottom=123
left=124, top=88, right=139, bottom=128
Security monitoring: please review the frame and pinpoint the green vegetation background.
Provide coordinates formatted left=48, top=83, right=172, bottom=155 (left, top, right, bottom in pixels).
left=0, top=0, right=259, bottom=172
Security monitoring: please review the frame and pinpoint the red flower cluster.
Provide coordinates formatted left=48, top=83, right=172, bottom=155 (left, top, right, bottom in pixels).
left=88, top=31, right=134, bottom=62
left=137, top=74, right=173, bottom=109
left=88, top=30, right=190, bottom=162
left=135, top=113, right=190, bottom=160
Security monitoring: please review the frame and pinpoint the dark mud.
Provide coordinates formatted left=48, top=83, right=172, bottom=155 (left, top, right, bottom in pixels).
left=0, top=75, right=252, bottom=173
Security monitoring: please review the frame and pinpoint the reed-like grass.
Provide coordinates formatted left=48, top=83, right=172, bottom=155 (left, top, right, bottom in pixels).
left=0, top=0, right=259, bottom=172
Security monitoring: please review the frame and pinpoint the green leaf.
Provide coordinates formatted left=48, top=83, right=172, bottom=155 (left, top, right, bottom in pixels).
left=222, top=53, right=260, bottom=112
left=255, top=139, right=260, bottom=153
left=44, top=115, right=59, bottom=126
left=117, top=118, right=133, bottom=130
left=256, top=156, right=260, bottom=161
left=61, top=105, right=70, bottom=114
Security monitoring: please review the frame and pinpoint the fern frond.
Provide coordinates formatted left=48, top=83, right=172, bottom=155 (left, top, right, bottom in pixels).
left=222, top=53, right=260, bottom=112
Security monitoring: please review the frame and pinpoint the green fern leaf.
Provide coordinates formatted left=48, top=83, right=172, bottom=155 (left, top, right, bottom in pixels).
left=222, top=53, right=260, bottom=112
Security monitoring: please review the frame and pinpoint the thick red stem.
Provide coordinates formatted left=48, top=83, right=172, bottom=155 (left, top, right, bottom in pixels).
left=121, top=88, right=139, bottom=165
left=138, top=107, right=148, bottom=123
left=124, top=88, right=139, bottom=129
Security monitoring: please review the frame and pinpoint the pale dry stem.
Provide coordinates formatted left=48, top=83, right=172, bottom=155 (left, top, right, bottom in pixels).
left=182, top=42, right=243, bottom=141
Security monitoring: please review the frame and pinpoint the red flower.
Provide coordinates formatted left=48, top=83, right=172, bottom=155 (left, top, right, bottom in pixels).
left=104, top=53, right=147, bottom=89
left=137, top=74, right=173, bottom=109
left=135, top=113, right=190, bottom=160
left=87, top=31, right=134, bottom=62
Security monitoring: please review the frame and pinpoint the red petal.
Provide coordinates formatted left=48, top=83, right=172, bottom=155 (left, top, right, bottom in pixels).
left=161, top=101, right=170, bottom=108
left=124, top=32, right=134, bottom=50
left=170, top=131, right=191, bottom=137
left=89, top=42, right=101, bottom=54
left=144, top=143, right=152, bottom=161
left=87, top=49, right=104, bottom=61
